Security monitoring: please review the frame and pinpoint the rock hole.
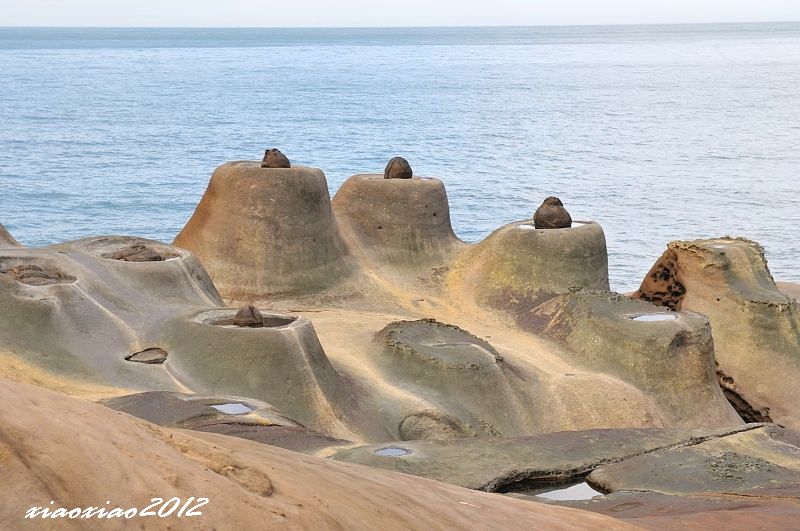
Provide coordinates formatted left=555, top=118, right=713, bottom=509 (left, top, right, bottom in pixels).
left=125, top=348, right=168, bottom=365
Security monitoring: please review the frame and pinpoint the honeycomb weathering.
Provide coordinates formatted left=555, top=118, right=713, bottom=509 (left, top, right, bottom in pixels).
left=634, top=249, right=686, bottom=311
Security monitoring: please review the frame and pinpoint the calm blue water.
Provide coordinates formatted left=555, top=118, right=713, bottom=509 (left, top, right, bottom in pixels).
left=1, top=24, right=799, bottom=291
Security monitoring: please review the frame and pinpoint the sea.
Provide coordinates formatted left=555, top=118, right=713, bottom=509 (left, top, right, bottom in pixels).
left=1, top=24, right=798, bottom=292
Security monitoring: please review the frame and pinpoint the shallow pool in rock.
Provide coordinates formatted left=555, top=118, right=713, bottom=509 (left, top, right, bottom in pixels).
left=374, top=447, right=411, bottom=457
left=211, top=403, right=253, bottom=415
left=630, top=313, right=678, bottom=322
left=534, top=482, right=603, bottom=501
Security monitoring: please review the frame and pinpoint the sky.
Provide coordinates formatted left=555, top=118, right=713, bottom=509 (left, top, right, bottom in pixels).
left=2, top=0, right=800, bottom=27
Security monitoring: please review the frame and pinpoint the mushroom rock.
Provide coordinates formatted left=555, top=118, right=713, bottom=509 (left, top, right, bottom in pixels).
left=633, top=237, right=800, bottom=431
left=161, top=308, right=375, bottom=438
left=234, top=305, right=265, bottom=328
left=521, top=291, right=742, bottom=429
left=332, top=173, right=465, bottom=266
left=174, top=161, right=354, bottom=299
left=384, top=157, right=413, bottom=179
left=0, top=223, right=20, bottom=247
left=261, top=148, right=291, bottom=169
left=451, top=220, right=609, bottom=315
left=533, top=196, right=572, bottom=229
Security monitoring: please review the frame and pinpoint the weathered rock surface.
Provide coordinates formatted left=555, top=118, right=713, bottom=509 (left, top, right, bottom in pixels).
left=0, top=223, right=20, bottom=247
left=522, top=290, right=742, bottom=429
left=174, top=161, right=354, bottom=298
left=534, top=196, right=572, bottom=229
left=261, top=147, right=291, bottom=168
left=333, top=173, right=465, bottom=267
left=450, top=221, right=610, bottom=314
left=233, top=304, right=264, bottom=327
left=634, top=238, right=800, bottom=430
left=331, top=425, right=764, bottom=491
left=1, top=378, right=631, bottom=530
left=384, top=156, right=413, bottom=179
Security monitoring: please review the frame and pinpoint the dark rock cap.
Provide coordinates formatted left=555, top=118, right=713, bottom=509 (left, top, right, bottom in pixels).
left=261, top=148, right=291, bottom=169
left=234, top=305, right=265, bottom=328
left=384, top=157, right=413, bottom=179
left=533, top=196, right=572, bottom=229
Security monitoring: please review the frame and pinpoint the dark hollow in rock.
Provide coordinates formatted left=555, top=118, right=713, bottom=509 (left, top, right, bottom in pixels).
left=234, top=305, right=266, bottom=328
left=634, top=249, right=687, bottom=311
left=125, top=348, right=168, bottom=365
left=715, top=362, right=772, bottom=423
left=384, top=157, right=413, bottom=179
left=0, top=264, right=72, bottom=286
left=533, top=197, right=572, bottom=229
left=261, top=148, right=291, bottom=169
left=110, top=244, right=165, bottom=262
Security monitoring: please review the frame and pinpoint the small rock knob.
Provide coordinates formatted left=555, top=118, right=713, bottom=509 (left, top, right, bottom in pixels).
left=111, top=244, right=164, bottom=262
left=384, top=157, right=413, bottom=179
left=234, top=305, right=265, bottom=328
left=261, top=148, right=291, bottom=169
left=533, top=197, right=572, bottom=229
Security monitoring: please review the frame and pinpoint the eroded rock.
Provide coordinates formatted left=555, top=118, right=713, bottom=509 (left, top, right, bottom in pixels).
left=125, top=348, right=168, bottom=364
left=234, top=305, right=265, bottom=328
left=261, top=148, right=291, bottom=168
left=110, top=244, right=165, bottom=262
left=0, top=264, right=71, bottom=286
left=534, top=197, right=572, bottom=229
left=384, top=157, right=413, bottom=179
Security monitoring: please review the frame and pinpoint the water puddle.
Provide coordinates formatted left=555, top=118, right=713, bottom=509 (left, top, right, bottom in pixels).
left=630, top=314, right=677, bottom=322
left=211, top=403, right=254, bottom=415
left=535, top=482, right=603, bottom=501
left=374, top=447, right=411, bottom=457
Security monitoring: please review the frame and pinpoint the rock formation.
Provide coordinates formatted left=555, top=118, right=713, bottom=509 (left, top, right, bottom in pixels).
left=534, top=196, right=572, bottom=229
left=1, top=378, right=630, bottom=531
left=0, top=223, right=19, bottom=247
left=332, top=173, right=465, bottom=267
left=234, top=305, right=265, bottom=327
left=522, top=290, right=742, bottom=428
left=5, top=155, right=800, bottom=528
left=261, top=147, right=291, bottom=168
left=384, top=156, right=413, bottom=179
left=174, top=161, right=354, bottom=299
left=450, top=220, right=609, bottom=314
left=634, top=237, right=800, bottom=430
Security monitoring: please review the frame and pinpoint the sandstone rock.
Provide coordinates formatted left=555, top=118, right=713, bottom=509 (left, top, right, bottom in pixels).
left=332, top=173, right=465, bottom=267
left=0, top=223, right=20, bottom=247
left=110, top=244, right=164, bottom=262
left=633, top=238, right=800, bottom=431
left=124, top=348, right=168, bottom=364
left=174, top=162, right=353, bottom=298
left=384, top=157, right=413, bottom=179
left=534, top=197, right=572, bottom=229
left=261, top=148, right=291, bottom=168
left=234, top=305, right=265, bottom=328
left=451, top=220, right=609, bottom=315
left=1, top=378, right=630, bottom=531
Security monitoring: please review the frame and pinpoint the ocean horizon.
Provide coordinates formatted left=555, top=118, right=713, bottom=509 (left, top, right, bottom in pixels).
left=1, top=22, right=798, bottom=291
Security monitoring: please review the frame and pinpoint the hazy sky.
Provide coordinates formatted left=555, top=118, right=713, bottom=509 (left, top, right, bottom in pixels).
left=2, top=0, right=800, bottom=27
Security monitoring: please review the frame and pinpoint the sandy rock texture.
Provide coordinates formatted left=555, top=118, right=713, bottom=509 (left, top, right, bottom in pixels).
left=634, top=237, right=800, bottom=430
left=0, top=378, right=632, bottom=531
left=0, top=223, right=20, bottom=247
